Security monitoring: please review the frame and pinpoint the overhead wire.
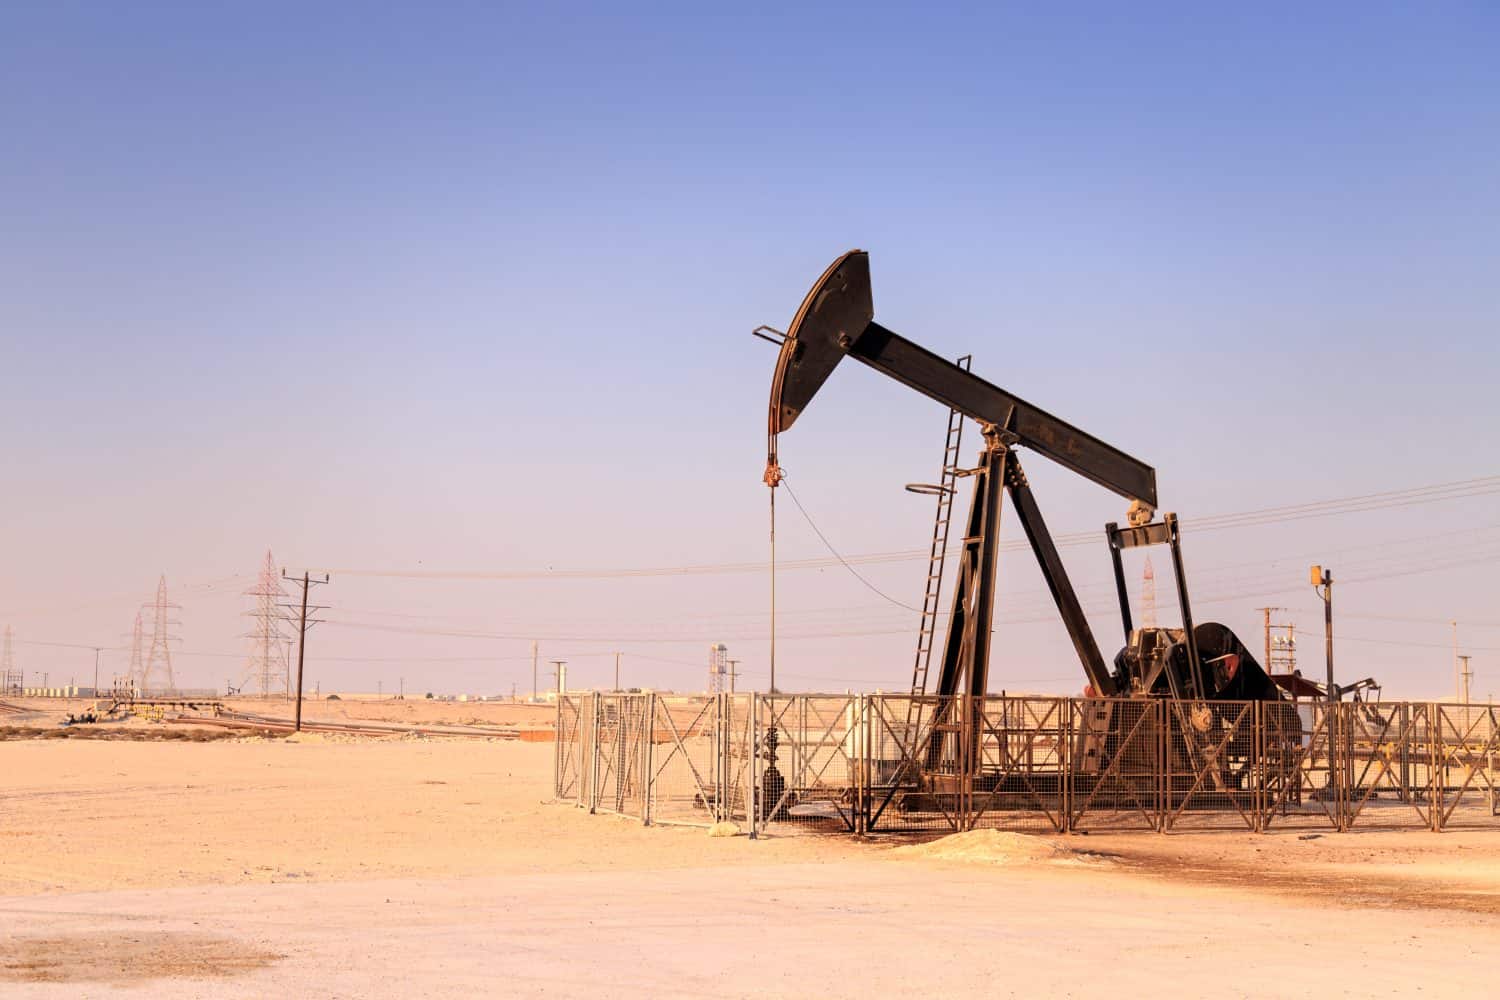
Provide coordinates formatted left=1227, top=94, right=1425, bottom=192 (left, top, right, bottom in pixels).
left=780, top=477, right=922, bottom=613
left=320, top=473, right=1500, bottom=581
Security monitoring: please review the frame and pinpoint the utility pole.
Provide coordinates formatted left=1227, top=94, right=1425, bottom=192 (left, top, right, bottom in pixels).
left=91, top=647, right=102, bottom=695
left=1256, top=608, right=1282, bottom=670
left=531, top=641, right=539, bottom=703
left=727, top=659, right=740, bottom=694
left=1459, top=654, right=1473, bottom=706
left=280, top=570, right=329, bottom=733
left=614, top=651, right=621, bottom=692
left=1310, top=566, right=1334, bottom=701
left=550, top=660, right=567, bottom=697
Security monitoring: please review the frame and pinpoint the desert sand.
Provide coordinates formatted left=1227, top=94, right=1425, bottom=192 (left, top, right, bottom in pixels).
left=3, top=702, right=1500, bottom=997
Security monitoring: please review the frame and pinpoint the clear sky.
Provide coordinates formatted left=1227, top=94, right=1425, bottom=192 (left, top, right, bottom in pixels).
left=2, top=4, right=1497, bottom=699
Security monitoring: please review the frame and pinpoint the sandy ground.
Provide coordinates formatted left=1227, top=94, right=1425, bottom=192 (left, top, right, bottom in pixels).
left=4, top=725, right=1500, bottom=997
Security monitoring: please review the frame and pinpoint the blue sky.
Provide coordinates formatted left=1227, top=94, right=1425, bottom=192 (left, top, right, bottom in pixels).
left=1, top=4, right=1496, bottom=697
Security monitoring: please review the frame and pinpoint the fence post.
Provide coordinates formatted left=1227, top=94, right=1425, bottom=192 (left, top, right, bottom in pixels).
left=1482, top=707, right=1494, bottom=815
left=750, top=692, right=762, bottom=839
left=643, top=693, right=656, bottom=826
left=723, top=692, right=732, bottom=826
left=1340, top=702, right=1352, bottom=832
left=553, top=696, right=563, bottom=798
left=718, top=693, right=729, bottom=825
left=1252, top=700, right=1263, bottom=834
left=1432, top=702, right=1443, bottom=832
left=1338, top=701, right=1350, bottom=833
left=1161, top=701, right=1171, bottom=834
left=589, top=693, right=601, bottom=815
left=1060, top=698, right=1070, bottom=834
left=854, top=694, right=866, bottom=836
left=1399, top=702, right=1411, bottom=804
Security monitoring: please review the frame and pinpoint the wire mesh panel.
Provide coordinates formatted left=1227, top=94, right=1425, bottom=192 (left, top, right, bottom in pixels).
left=1343, top=702, right=1436, bottom=831
left=1433, top=703, right=1500, bottom=830
left=592, top=694, right=650, bottom=820
left=1259, top=700, right=1340, bottom=831
left=578, top=692, right=598, bottom=811
left=717, top=693, right=756, bottom=827
left=751, top=694, right=861, bottom=836
left=645, top=694, right=725, bottom=827
left=865, top=695, right=967, bottom=834
left=969, top=697, right=1067, bottom=832
left=554, top=694, right=585, bottom=801
left=1069, top=699, right=1162, bottom=832
left=1162, top=701, right=1259, bottom=832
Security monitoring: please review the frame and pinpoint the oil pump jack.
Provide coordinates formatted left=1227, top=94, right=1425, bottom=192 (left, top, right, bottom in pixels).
left=763, top=250, right=1286, bottom=721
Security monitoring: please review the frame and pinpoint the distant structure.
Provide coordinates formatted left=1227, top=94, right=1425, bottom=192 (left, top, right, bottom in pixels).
left=1268, top=627, right=1297, bottom=675
left=1, top=626, right=20, bottom=695
left=1266, top=614, right=1297, bottom=677
left=1140, top=557, right=1157, bottom=629
left=242, top=550, right=290, bottom=698
left=707, top=643, right=728, bottom=694
left=1256, top=607, right=1297, bottom=678
left=124, top=611, right=145, bottom=691
left=141, top=575, right=180, bottom=695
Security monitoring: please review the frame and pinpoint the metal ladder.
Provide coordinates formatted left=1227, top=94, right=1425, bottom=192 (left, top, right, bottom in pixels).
left=906, top=356, right=971, bottom=727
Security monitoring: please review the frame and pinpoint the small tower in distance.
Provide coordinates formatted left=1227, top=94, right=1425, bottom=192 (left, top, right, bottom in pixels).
left=1140, top=556, right=1157, bottom=629
left=708, top=643, right=728, bottom=694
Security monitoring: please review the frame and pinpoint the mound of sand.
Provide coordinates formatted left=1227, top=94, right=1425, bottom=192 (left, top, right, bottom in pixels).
left=890, top=829, right=1073, bottom=866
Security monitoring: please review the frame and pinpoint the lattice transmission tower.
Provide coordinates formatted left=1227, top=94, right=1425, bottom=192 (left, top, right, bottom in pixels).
left=1140, top=556, right=1157, bottom=629
left=242, top=550, right=290, bottom=698
left=707, top=643, right=728, bottom=694
left=1, top=626, right=20, bottom=695
left=141, top=575, right=180, bottom=694
left=121, top=611, right=145, bottom=693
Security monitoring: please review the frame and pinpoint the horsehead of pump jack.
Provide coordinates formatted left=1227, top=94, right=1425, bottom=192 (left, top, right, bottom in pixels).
left=761, top=250, right=1287, bottom=708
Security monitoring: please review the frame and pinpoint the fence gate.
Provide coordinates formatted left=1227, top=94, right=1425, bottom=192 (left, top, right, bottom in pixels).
left=1070, top=699, right=1163, bottom=832
left=1162, top=701, right=1258, bottom=832
left=590, top=694, right=650, bottom=819
left=639, top=694, right=734, bottom=826
left=554, top=694, right=584, bottom=800
left=750, top=695, right=861, bottom=836
left=1259, top=701, right=1338, bottom=831
left=864, top=695, right=966, bottom=834
left=969, top=697, right=1067, bottom=833
left=1434, top=704, right=1500, bottom=829
left=1343, top=702, right=1437, bottom=831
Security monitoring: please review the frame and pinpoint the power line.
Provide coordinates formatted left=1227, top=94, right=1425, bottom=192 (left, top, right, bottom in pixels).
left=781, top=478, right=921, bottom=613
left=321, top=473, right=1500, bottom=581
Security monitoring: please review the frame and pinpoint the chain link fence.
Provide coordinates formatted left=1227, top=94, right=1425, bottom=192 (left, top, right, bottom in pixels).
left=557, top=694, right=1500, bottom=836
